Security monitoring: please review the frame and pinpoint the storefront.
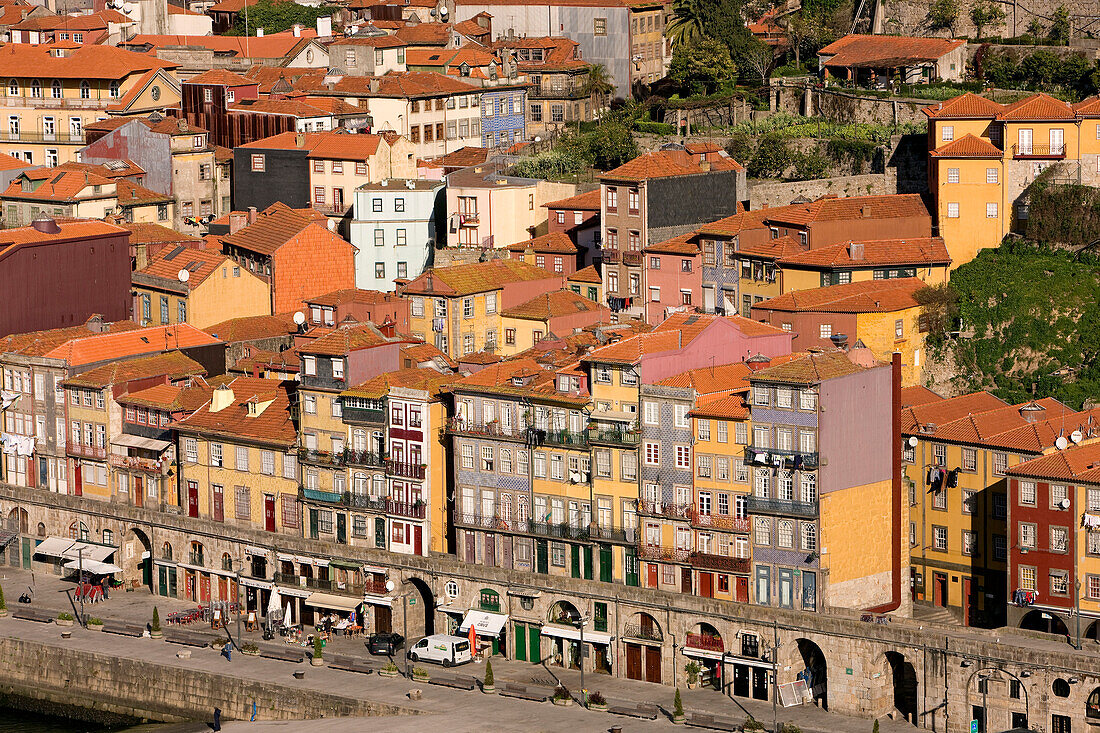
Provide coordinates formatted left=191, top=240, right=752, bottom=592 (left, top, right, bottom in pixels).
left=32, top=537, right=117, bottom=575
left=240, top=576, right=272, bottom=616
left=540, top=623, right=614, bottom=674
left=458, top=609, right=509, bottom=657
left=304, top=592, right=363, bottom=630
left=682, top=647, right=724, bottom=691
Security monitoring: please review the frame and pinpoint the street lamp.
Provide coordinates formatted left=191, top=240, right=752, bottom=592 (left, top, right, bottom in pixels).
left=576, top=611, right=590, bottom=705
left=387, top=578, right=415, bottom=678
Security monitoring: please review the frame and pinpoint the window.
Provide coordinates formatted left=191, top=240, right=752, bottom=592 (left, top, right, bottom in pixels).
left=802, top=523, right=817, bottom=551
left=184, top=438, right=198, bottom=463
left=1018, top=565, right=1036, bottom=591
left=754, top=517, right=771, bottom=546
left=819, top=324, right=832, bottom=339
left=942, top=126, right=954, bottom=141
left=1051, top=571, right=1069, bottom=596
left=698, top=419, right=710, bottom=441
left=210, top=443, right=223, bottom=467
left=1050, top=526, right=1068, bottom=553
left=962, top=447, right=977, bottom=471
left=594, top=17, right=607, bottom=34
left=947, top=168, right=959, bottom=184
left=947, top=202, right=959, bottom=218
left=644, top=442, right=660, bottom=465
left=932, top=525, right=948, bottom=551
left=1019, top=480, right=1036, bottom=506
left=606, top=187, right=617, bottom=212
left=643, top=401, right=659, bottom=426
left=675, top=445, right=690, bottom=469
left=1019, top=522, right=1036, bottom=548
left=375, top=262, right=385, bottom=279
left=986, top=202, right=998, bottom=219
left=303, top=395, right=316, bottom=414
left=986, top=167, right=998, bottom=184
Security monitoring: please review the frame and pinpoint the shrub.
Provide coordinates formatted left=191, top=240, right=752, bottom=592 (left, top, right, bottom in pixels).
left=484, top=660, right=494, bottom=687
left=635, top=121, right=676, bottom=135
left=57, top=612, right=73, bottom=621
left=151, top=606, right=161, bottom=632
left=382, top=661, right=399, bottom=672
left=673, top=688, right=684, bottom=718
left=553, top=685, right=571, bottom=701
left=413, top=666, right=429, bottom=678
left=87, top=617, right=103, bottom=626
left=793, top=152, right=832, bottom=181
left=242, top=642, right=259, bottom=653
left=313, top=636, right=324, bottom=660
left=873, top=720, right=881, bottom=733
left=588, top=690, right=606, bottom=706
left=685, top=660, right=701, bottom=684
left=744, top=719, right=765, bottom=731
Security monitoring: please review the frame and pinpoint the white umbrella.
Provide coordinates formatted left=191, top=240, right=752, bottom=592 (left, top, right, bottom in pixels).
left=267, top=586, right=283, bottom=617
left=283, top=601, right=293, bottom=628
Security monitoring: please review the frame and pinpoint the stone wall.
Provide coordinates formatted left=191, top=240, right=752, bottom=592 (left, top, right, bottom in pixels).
left=880, top=0, right=1100, bottom=39
left=0, top=636, right=412, bottom=723
left=774, top=84, right=933, bottom=127
left=749, top=173, right=894, bottom=208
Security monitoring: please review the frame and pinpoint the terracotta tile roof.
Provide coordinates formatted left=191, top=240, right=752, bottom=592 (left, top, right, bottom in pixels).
left=118, top=381, right=213, bottom=412
left=602, top=149, right=743, bottom=182
left=657, top=362, right=754, bottom=394
left=1073, top=96, right=1100, bottom=117
left=689, top=393, right=750, bottom=420
left=403, top=259, right=559, bottom=297
left=373, top=70, right=483, bottom=98
left=448, top=357, right=583, bottom=402
left=298, top=322, right=410, bottom=356
left=0, top=318, right=140, bottom=358
left=126, top=32, right=315, bottom=60
left=754, top=277, right=924, bottom=314
left=393, top=22, right=452, bottom=46
left=762, top=194, right=930, bottom=226
left=684, top=142, right=724, bottom=154
left=997, top=92, right=1075, bottom=121
left=502, top=290, right=606, bottom=320
left=2, top=168, right=112, bottom=202
left=174, top=377, right=297, bottom=447
left=505, top=231, right=577, bottom=254
left=401, top=341, right=456, bottom=369
left=42, top=323, right=221, bottom=366
left=929, top=133, right=1004, bottom=158
left=584, top=312, right=768, bottom=364
left=901, top=390, right=1009, bottom=434
left=818, top=34, right=965, bottom=68
left=116, top=179, right=172, bottom=206
left=493, top=36, right=585, bottom=71
left=119, top=222, right=200, bottom=247
left=696, top=209, right=769, bottom=237
left=135, top=245, right=231, bottom=289
left=306, top=288, right=401, bottom=307
left=922, top=92, right=1005, bottom=119
left=568, top=265, right=602, bottom=284
left=238, top=130, right=383, bottom=159
left=218, top=202, right=332, bottom=256
left=186, top=68, right=255, bottom=86
left=900, top=384, right=946, bottom=408
left=645, top=232, right=699, bottom=255
left=0, top=152, right=29, bottom=171
left=0, top=219, right=126, bottom=251
left=204, top=313, right=297, bottom=343
left=343, top=366, right=459, bottom=400
left=0, top=43, right=175, bottom=80
left=454, top=18, right=492, bottom=38
left=778, top=237, right=951, bottom=268
left=737, top=235, right=804, bottom=261
left=925, top=399, right=1100, bottom=453
left=332, top=34, right=407, bottom=48
left=544, top=188, right=601, bottom=211
left=63, top=350, right=206, bottom=388
left=419, top=146, right=490, bottom=169
left=458, top=350, right=502, bottom=365
left=749, top=349, right=870, bottom=384
left=58, top=160, right=145, bottom=180
left=1008, top=439, right=1100, bottom=483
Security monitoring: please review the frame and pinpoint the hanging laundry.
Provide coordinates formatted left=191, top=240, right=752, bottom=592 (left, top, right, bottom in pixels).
left=1083, top=513, right=1100, bottom=530
left=946, top=469, right=959, bottom=488
left=793, top=455, right=803, bottom=471
left=755, top=452, right=768, bottom=464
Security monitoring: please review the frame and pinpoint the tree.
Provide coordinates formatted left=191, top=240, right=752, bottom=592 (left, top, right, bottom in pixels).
left=0, top=582, right=5, bottom=612
left=586, top=119, right=639, bottom=170
left=232, top=0, right=332, bottom=36
left=873, top=719, right=881, bottom=733
left=669, top=38, right=737, bottom=96
left=667, top=0, right=705, bottom=50
left=484, top=660, right=495, bottom=688
left=783, top=11, right=825, bottom=67
left=969, top=1, right=1005, bottom=40
left=1049, top=4, right=1070, bottom=42
left=927, top=0, right=959, bottom=34
left=583, top=64, right=615, bottom=111
left=741, top=38, right=776, bottom=85
left=1026, top=18, right=1044, bottom=38
left=313, top=635, right=324, bottom=660
left=151, top=606, right=161, bottom=632
left=914, top=283, right=959, bottom=342
left=673, top=688, right=684, bottom=719
left=748, top=134, right=795, bottom=178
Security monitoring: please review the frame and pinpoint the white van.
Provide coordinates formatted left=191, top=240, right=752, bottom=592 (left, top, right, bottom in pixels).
left=406, top=634, right=473, bottom=667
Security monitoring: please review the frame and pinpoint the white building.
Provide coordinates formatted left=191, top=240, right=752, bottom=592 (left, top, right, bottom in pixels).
left=350, top=178, right=445, bottom=290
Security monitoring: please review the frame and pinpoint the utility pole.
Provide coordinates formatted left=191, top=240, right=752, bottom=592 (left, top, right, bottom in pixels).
left=578, top=612, right=589, bottom=705
left=236, top=555, right=243, bottom=648
left=772, top=619, right=779, bottom=733
left=77, top=546, right=85, bottom=627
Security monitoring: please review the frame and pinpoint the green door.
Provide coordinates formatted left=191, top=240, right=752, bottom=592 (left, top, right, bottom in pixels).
left=599, top=544, right=612, bottom=583
left=168, top=567, right=177, bottom=597
left=528, top=626, right=541, bottom=664
left=514, top=623, right=527, bottom=662
left=309, top=509, right=319, bottom=540
left=570, top=544, right=581, bottom=579
left=158, top=565, right=168, bottom=597
left=375, top=517, right=386, bottom=548
left=536, top=540, right=548, bottom=574
left=336, top=513, right=347, bottom=544
left=142, top=556, right=152, bottom=588
left=583, top=545, right=593, bottom=580
left=21, top=538, right=31, bottom=569
left=625, top=546, right=639, bottom=587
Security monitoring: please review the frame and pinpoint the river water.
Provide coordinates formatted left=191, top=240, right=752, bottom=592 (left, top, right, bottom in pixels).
left=0, top=708, right=187, bottom=732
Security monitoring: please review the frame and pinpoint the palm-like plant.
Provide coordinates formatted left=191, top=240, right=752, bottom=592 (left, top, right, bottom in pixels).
left=667, top=0, right=704, bottom=49
left=584, top=63, right=615, bottom=113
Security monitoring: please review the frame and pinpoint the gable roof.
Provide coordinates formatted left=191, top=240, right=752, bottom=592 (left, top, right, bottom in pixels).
left=186, top=68, right=255, bottom=86
left=929, top=133, right=1004, bottom=158
left=922, top=92, right=1005, bottom=119
left=762, top=194, right=930, bottom=226
left=218, top=202, right=334, bottom=256
left=997, top=92, right=1075, bottom=121
left=134, top=245, right=233, bottom=290
left=922, top=399, right=1100, bottom=453
left=749, top=349, right=870, bottom=384
left=657, top=361, right=754, bottom=394
left=403, top=259, right=559, bottom=297
left=204, top=313, right=297, bottom=342
left=1008, top=440, right=1100, bottom=483
left=0, top=43, right=176, bottom=80
left=645, top=231, right=699, bottom=255
left=753, top=277, right=924, bottom=314
left=505, top=231, right=577, bottom=254
left=174, top=376, right=297, bottom=446
left=42, top=323, right=220, bottom=366
left=502, top=290, right=606, bottom=321
left=238, top=130, right=385, bottom=159
left=0, top=318, right=141, bottom=358
left=62, top=350, right=206, bottom=388
left=583, top=312, right=782, bottom=365
left=544, top=188, right=601, bottom=211
left=298, top=322, right=411, bottom=356
left=901, top=390, right=1010, bottom=434
left=818, top=34, right=965, bottom=67
left=601, top=149, right=742, bottom=182
left=778, top=237, right=951, bottom=269
left=568, top=265, right=602, bottom=284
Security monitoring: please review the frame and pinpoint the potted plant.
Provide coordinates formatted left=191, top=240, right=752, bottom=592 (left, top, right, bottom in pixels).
left=56, top=612, right=74, bottom=628
left=311, top=636, right=325, bottom=666
left=87, top=617, right=104, bottom=631
left=412, top=666, right=430, bottom=682
left=587, top=690, right=607, bottom=712
left=552, top=686, right=573, bottom=706
left=685, top=660, right=701, bottom=690
left=241, top=642, right=260, bottom=656
left=482, top=660, right=496, bottom=694
left=150, top=606, right=163, bottom=639
left=672, top=688, right=685, bottom=724
left=0, top=582, right=7, bottom=618
left=379, top=661, right=399, bottom=678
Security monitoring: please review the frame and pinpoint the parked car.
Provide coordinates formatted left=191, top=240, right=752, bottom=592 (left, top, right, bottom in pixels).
left=406, top=634, right=472, bottom=667
left=366, top=632, right=405, bottom=655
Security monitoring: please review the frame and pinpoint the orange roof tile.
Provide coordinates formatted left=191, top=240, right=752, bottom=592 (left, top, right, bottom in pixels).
left=332, top=34, right=407, bottom=48
left=602, top=149, right=742, bottom=181
left=403, top=259, right=559, bottom=297
left=762, top=194, right=930, bottom=227
left=393, top=22, right=452, bottom=46
left=925, top=400, right=1100, bottom=453
left=644, top=232, right=699, bottom=255
left=119, top=222, right=200, bottom=247
left=2, top=168, right=112, bottom=202
left=505, top=231, right=577, bottom=254
left=117, top=381, right=213, bottom=412
left=568, top=265, right=602, bottom=283
left=343, top=366, right=460, bottom=400
left=689, top=393, right=750, bottom=420
left=174, top=377, right=297, bottom=447
left=306, top=288, right=403, bottom=307
left=0, top=43, right=175, bottom=80
left=187, top=68, right=255, bottom=86
left=218, top=202, right=334, bottom=257
left=238, top=130, right=383, bottom=159
left=657, top=362, right=754, bottom=394
left=997, top=92, right=1075, bottom=121
left=0, top=318, right=140, bottom=358
left=502, top=290, right=607, bottom=321
left=544, top=188, right=601, bottom=211
left=901, top=390, right=1009, bottom=434
left=754, top=277, right=924, bottom=314
left=900, top=384, right=945, bottom=407
left=134, top=245, right=232, bottom=289
left=929, top=133, right=1004, bottom=158
left=922, top=92, right=1005, bottom=119
left=298, top=322, right=410, bottom=356
left=778, top=237, right=951, bottom=268
left=42, top=323, right=221, bottom=366
left=1008, top=439, right=1100, bottom=483
left=204, top=313, right=298, bottom=342
left=1073, top=96, right=1100, bottom=117
left=818, top=34, right=965, bottom=68
left=126, top=32, right=315, bottom=60
left=0, top=152, right=29, bottom=171
left=63, top=350, right=206, bottom=388
left=749, top=349, right=870, bottom=384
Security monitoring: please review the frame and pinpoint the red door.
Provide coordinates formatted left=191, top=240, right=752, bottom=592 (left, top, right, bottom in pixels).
left=187, top=481, right=199, bottom=518
left=700, top=572, right=714, bottom=598
left=626, top=643, right=642, bottom=680
left=134, top=476, right=143, bottom=508
left=933, top=573, right=947, bottom=608
left=73, top=462, right=82, bottom=496
left=264, top=495, right=276, bottom=532
left=414, top=524, right=423, bottom=555
left=199, top=573, right=211, bottom=603
left=646, top=563, right=659, bottom=588
left=186, top=572, right=195, bottom=601
left=963, top=578, right=973, bottom=625
left=644, top=646, right=662, bottom=683
left=218, top=576, right=228, bottom=601
left=736, top=576, right=749, bottom=603
left=212, top=484, right=224, bottom=522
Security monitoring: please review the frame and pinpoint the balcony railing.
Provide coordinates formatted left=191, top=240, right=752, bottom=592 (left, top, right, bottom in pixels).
left=637, top=500, right=692, bottom=520
left=459, top=212, right=479, bottom=225
left=745, top=445, right=818, bottom=469
left=636, top=543, right=691, bottom=563
left=623, top=622, right=663, bottom=642
left=538, top=428, right=589, bottom=447
left=454, top=511, right=635, bottom=543
left=691, top=512, right=751, bottom=533
left=345, top=493, right=387, bottom=511
left=586, top=425, right=640, bottom=446
left=744, top=496, right=819, bottom=518
left=529, top=85, right=588, bottom=100
left=301, top=487, right=343, bottom=504
left=447, top=417, right=526, bottom=440
left=386, top=460, right=426, bottom=480
left=0, top=96, right=106, bottom=110
left=1012, top=143, right=1065, bottom=159
left=388, top=499, right=426, bottom=519
left=273, top=572, right=334, bottom=591
left=601, top=248, right=619, bottom=264
left=622, top=251, right=643, bottom=266
left=68, top=443, right=107, bottom=460
left=298, top=447, right=343, bottom=467
left=188, top=552, right=206, bottom=567
left=0, top=130, right=85, bottom=144
left=685, top=633, right=724, bottom=652
left=343, top=448, right=386, bottom=468
left=108, top=454, right=164, bottom=473
left=689, top=552, right=750, bottom=573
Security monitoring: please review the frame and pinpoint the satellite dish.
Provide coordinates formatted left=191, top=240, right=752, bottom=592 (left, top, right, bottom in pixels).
left=293, top=311, right=306, bottom=326
left=385, top=580, right=396, bottom=593
left=122, top=1, right=135, bottom=12
left=1056, top=436, right=1069, bottom=450
left=177, top=268, right=190, bottom=283
left=1059, top=498, right=1071, bottom=510
left=438, top=5, right=448, bottom=15
left=1071, top=430, right=1084, bottom=444
left=907, top=436, right=918, bottom=448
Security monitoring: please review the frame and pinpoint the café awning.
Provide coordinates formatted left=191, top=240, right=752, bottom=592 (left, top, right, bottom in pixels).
left=458, top=610, right=508, bottom=636
left=63, top=559, right=123, bottom=575
left=305, top=592, right=362, bottom=612
left=540, top=623, right=613, bottom=645
left=32, top=537, right=74, bottom=557
left=362, top=593, right=393, bottom=607
left=111, top=434, right=171, bottom=451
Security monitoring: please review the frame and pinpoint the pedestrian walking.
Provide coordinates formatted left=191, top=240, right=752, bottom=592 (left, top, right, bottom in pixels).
left=222, top=641, right=233, bottom=662
left=213, top=707, right=221, bottom=731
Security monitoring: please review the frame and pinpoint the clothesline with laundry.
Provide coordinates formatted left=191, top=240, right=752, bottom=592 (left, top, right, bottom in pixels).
left=0, top=433, right=36, bottom=456
left=926, top=466, right=959, bottom=493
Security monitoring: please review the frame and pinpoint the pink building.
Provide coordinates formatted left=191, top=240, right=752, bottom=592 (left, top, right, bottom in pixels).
left=642, top=232, right=702, bottom=325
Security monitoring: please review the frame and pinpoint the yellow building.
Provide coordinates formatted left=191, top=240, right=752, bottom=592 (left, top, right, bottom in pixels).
left=132, top=246, right=271, bottom=329
left=777, top=237, right=952, bottom=293
left=498, top=290, right=611, bottom=357
left=902, top=388, right=1100, bottom=626
left=400, top=259, right=565, bottom=359
left=0, top=44, right=180, bottom=165
left=2, top=167, right=172, bottom=228
left=567, top=265, right=603, bottom=303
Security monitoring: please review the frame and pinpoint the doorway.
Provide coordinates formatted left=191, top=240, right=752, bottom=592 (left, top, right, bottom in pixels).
left=933, top=572, right=948, bottom=608
left=626, top=642, right=642, bottom=681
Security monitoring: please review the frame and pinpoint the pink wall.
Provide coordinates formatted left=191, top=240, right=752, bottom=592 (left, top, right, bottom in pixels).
left=500, top=274, right=566, bottom=309
left=546, top=304, right=612, bottom=336
left=639, top=318, right=793, bottom=383
left=347, top=341, right=406, bottom=384
left=643, top=252, right=702, bottom=324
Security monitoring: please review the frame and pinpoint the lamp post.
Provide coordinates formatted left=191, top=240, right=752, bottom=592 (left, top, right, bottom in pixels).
left=387, top=578, right=414, bottom=678
left=577, top=612, right=590, bottom=705
left=235, top=554, right=243, bottom=648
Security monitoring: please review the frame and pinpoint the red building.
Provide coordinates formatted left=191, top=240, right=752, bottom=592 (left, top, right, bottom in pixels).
left=303, top=288, right=412, bottom=333
left=0, top=219, right=131, bottom=338
left=543, top=188, right=600, bottom=261
left=505, top=231, right=580, bottom=276
left=642, top=232, right=702, bottom=325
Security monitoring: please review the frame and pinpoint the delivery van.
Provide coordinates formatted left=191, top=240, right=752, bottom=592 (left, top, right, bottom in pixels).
left=406, top=634, right=473, bottom=667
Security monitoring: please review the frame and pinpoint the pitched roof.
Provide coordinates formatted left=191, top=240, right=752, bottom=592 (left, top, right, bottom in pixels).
left=298, top=322, right=409, bottom=356
left=174, top=377, right=297, bottom=446
left=818, top=34, right=965, bottom=67
left=929, top=133, right=1004, bottom=158
left=695, top=209, right=770, bottom=237
left=119, top=222, right=201, bottom=247
left=1073, top=96, right=1100, bottom=117
left=238, top=130, right=384, bottom=159
left=690, top=393, right=750, bottom=420
left=0, top=152, right=29, bottom=171
left=342, top=366, right=460, bottom=400
left=922, top=92, right=1005, bottom=119
left=447, top=357, right=584, bottom=403
left=645, top=231, right=699, bottom=255
left=502, top=290, right=606, bottom=320
left=997, top=92, right=1075, bottom=121
left=420, top=146, right=489, bottom=169
left=332, top=34, right=407, bottom=48
left=186, top=68, right=255, bottom=86
left=761, top=194, right=930, bottom=226
left=116, top=179, right=172, bottom=206
left=218, top=202, right=334, bottom=256
left=41, top=323, right=221, bottom=366
left=900, top=384, right=946, bottom=407
left=0, top=318, right=140, bottom=358
left=901, top=390, right=1009, bottom=434
left=372, top=70, right=483, bottom=98
left=403, top=259, right=559, bottom=297
left=306, top=288, right=401, bottom=307
left=923, top=399, right=1100, bottom=453
left=544, top=188, right=601, bottom=211
left=0, top=220, right=127, bottom=257
left=62, top=350, right=205, bottom=388
left=657, top=362, right=754, bottom=394
left=126, top=32, right=315, bottom=60
left=2, top=169, right=112, bottom=202
left=749, top=349, right=870, bottom=384
left=601, top=149, right=742, bottom=182
left=778, top=237, right=951, bottom=268
left=583, top=312, right=779, bottom=364
left=568, top=265, right=602, bottom=284
left=754, top=277, right=924, bottom=314
left=393, top=22, right=452, bottom=46
left=0, top=43, right=175, bottom=80
left=117, top=381, right=213, bottom=412
left=1008, top=440, right=1100, bottom=483
left=204, top=313, right=298, bottom=342
left=505, top=231, right=577, bottom=254
left=134, top=245, right=232, bottom=289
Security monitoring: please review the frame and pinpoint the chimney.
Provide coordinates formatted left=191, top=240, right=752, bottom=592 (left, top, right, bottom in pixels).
left=248, top=206, right=257, bottom=224
left=295, top=132, right=306, bottom=148
left=369, top=78, right=380, bottom=93
left=829, top=333, right=848, bottom=350
left=848, top=241, right=864, bottom=260
left=229, top=211, right=247, bottom=234
left=292, top=24, right=302, bottom=36
left=698, top=160, right=711, bottom=172
left=31, top=215, right=61, bottom=234
left=85, top=314, right=105, bottom=333
left=209, top=384, right=235, bottom=413
left=256, top=27, right=264, bottom=37
left=1019, top=402, right=1047, bottom=423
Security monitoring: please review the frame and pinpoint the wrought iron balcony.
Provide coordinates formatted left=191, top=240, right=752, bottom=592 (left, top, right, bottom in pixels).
left=342, top=405, right=386, bottom=425
left=623, top=621, right=663, bottom=642
left=622, top=251, right=643, bottom=266
left=744, top=496, right=819, bottom=518
left=345, top=493, right=387, bottom=511
left=586, top=425, right=639, bottom=446
left=690, top=512, right=751, bottom=533
left=454, top=511, right=634, bottom=543
left=538, top=427, right=588, bottom=447
left=388, top=499, right=426, bottom=519
left=273, top=572, right=334, bottom=592
left=386, top=460, right=426, bottom=480
left=446, top=417, right=526, bottom=440
left=459, top=212, right=479, bottom=225
left=343, top=448, right=386, bottom=468
left=685, top=632, right=724, bottom=652
left=108, top=454, right=164, bottom=473
left=745, top=445, right=818, bottom=469
left=68, top=443, right=107, bottom=460
left=636, top=543, right=691, bottom=563
left=637, top=500, right=692, bottom=520
left=689, top=552, right=750, bottom=573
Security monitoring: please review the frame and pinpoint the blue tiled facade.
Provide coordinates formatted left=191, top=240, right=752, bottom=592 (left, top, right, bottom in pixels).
left=480, top=88, right=527, bottom=148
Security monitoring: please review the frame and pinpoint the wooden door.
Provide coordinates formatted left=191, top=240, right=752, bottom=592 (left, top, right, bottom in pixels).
left=514, top=623, right=526, bottom=662
left=413, top=524, right=422, bottom=555
left=680, top=567, right=692, bottom=594
left=485, top=533, right=495, bottom=567
left=963, top=578, right=972, bottom=625
left=644, top=645, right=662, bottom=683
left=212, top=484, right=224, bottom=522
left=646, top=563, right=659, bottom=588
left=73, top=462, right=82, bottom=496
left=733, top=664, right=750, bottom=697
left=528, top=625, right=541, bottom=664
left=626, top=642, right=642, bottom=680
left=934, top=573, right=947, bottom=608
left=700, top=572, right=714, bottom=598
left=264, top=495, right=276, bottom=532
left=199, top=573, right=211, bottom=603
left=375, top=605, right=392, bottom=634
left=134, top=476, right=143, bottom=508
left=465, top=532, right=476, bottom=563
left=187, top=482, right=199, bottom=518
left=336, top=513, right=346, bottom=544
left=736, top=576, right=749, bottom=603
left=218, top=576, right=227, bottom=601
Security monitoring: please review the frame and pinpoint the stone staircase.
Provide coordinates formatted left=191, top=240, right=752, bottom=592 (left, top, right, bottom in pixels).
left=912, top=604, right=961, bottom=627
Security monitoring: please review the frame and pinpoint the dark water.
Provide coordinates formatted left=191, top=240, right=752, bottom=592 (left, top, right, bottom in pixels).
left=0, top=708, right=185, bottom=733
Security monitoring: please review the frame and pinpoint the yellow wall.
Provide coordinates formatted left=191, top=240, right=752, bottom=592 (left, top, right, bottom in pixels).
left=66, top=388, right=110, bottom=500
left=820, top=478, right=894, bottom=598
left=408, top=290, right=502, bottom=359
left=854, top=307, right=927, bottom=387
left=781, top=265, right=950, bottom=294
left=933, top=156, right=1006, bottom=267
left=499, top=315, right=550, bottom=356
left=188, top=264, right=270, bottom=329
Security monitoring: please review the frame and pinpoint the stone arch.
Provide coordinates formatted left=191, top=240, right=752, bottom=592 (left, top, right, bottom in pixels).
left=1087, top=619, right=1100, bottom=641
left=123, top=527, right=152, bottom=591
left=885, top=651, right=918, bottom=724
left=548, top=599, right=581, bottom=625
left=626, top=611, right=663, bottom=642
left=1019, top=609, right=1069, bottom=636
left=7, top=506, right=27, bottom=534
left=686, top=621, right=723, bottom=652
left=793, top=637, right=828, bottom=710
left=407, top=576, right=435, bottom=636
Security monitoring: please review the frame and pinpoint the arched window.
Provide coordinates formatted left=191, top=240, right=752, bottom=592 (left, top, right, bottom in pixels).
left=30, top=79, right=41, bottom=98
left=161, top=541, right=173, bottom=561
left=1053, top=678, right=1071, bottom=698
left=36, top=522, right=45, bottom=537
left=51, top=79, right=61, bottom=99
left=79, top=80, right=90, bottom=99
left=7, top=79, right=17, bottom=97
left=221, top=553, right=233, bottom=571
left=108, top=80, right=120, bottom=98
left=802, top=522, right=817, bottom=552
left=102, top=528, right=114, bottom=545
left=68, top=521, right=88, bottom=540
left=1087, top=687, right=1100, bottom=718
left=190, top=541, right=205, bottom=566
left=478, top=588, right=500, bottom=612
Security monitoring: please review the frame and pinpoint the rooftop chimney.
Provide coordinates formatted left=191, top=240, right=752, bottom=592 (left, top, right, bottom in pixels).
left=1019, top=402, right=1047, bottom=423
left=292, top=24, right=302, bottom=36
left=209, top=384, right=235, bottom=413
left=248, top=206, right=258, bottom=224
left=848, top=241, right=864, bottom=260
left=85, top=314, right=105, bottom=333
left=229, top=211, right=247, bottom=234
left=31, top=216, right=61, bottom=234
left=295, top=132, right=306, bottom=148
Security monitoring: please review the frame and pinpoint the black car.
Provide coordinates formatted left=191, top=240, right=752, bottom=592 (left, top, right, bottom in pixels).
left=366, top=632, right=405, bottom=655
